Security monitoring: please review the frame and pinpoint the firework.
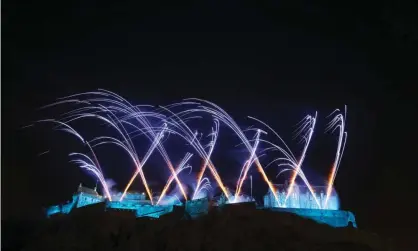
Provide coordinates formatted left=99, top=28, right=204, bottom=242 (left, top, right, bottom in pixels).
left=324, top=106, right=347, bottom=208
left=34, top=90, right=347, bottom=211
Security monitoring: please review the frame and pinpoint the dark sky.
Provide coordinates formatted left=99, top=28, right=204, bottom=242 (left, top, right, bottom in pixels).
left=2, top=0, right=418, bottom=240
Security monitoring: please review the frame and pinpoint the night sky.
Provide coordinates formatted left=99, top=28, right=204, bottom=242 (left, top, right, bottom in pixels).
left=2, top=0, right=418, bottom=241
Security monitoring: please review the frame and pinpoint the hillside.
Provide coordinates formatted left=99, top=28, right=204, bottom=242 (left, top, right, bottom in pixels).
left=4, top=204, right=390, bottom=251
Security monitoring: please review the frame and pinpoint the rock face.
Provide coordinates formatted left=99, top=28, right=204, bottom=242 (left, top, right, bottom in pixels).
left=15, top=204, right=388, bottom=251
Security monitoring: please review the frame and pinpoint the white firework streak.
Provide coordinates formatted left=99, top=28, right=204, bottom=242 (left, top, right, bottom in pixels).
left=234, top=129, right=262, bottom=202
left=192, top=120, right=219, bottom=200
left=248, top=114, right=321, bottom=208
left=285, top=113, right=317, bottom=204
left=325, top=106, right=347, bottom=207
left=156, top=105, right=231, bottom=200
left=47, top=91, right=187, bottom=202
left=194, top=177, right=212, bottom=200
left=40, top=100, right=156, bottom=204
left=157, top=153, right=194, bottom=205
left=82, top=90, right=188, bottom=201
left=69, top=152, right=112, bottom=200
left=35, top=119, right=112, bottom=200
left=165, top=100, right=278, bottom=204
left=37, top=90, right=347, bottom=211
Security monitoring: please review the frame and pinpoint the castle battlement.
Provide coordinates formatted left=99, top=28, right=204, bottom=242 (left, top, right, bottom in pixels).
left=46, top=184, right=356, bottom=228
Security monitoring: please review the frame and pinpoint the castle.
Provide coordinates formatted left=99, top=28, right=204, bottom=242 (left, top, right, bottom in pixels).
left=46, top=184, right=104, bottom=216
left=46, top=184, right=177, bottom=218
left=46, top=184, right=356, bottom=228
left=262, top=184, right=356, bottom=228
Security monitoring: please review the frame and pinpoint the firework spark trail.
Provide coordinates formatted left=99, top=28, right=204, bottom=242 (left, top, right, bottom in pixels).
left=93, top=103, right=169, bottom=203
left=92, top=90, right=188, bottom=201
left=84, top=139, right=113, bottom=201
left=37, top=119, right=85, bottom=143
left=34, top=119, right=113, bottom=200
left=37, top=150, right=50, bottom=156
left=192, top=120, right=219, bottom=200
left=235, top=130, right=264, bottom=186
left=39, top=90, right=346, bottom=209
left=90, top=132, right=154, bottom=203
left=52, top=91, right=188, bottom=201
left=121, top=119, right=188, bottom=201
left=59, top=111, right=155, bottom=204
left=234, top=129, right=261, bottom=201
left=120, top=126, right=166, bottom=201
left=72, top=92, right=223, bottom=199
left=248, top=116, right=320, bottom=208
left=254, top=127, right=317, bottom=207
left=275, top=166, right=320, bottom=208
left=194, top=177, right=212, bottom=199
left=157, top=153, right=193, bottom=205
left=157, top=106, right=230, bottom=199
left=180, top=100, right=279, bottom=204
left=69, top=153, right=112, bottom=200
left=285, top=112, right=317, bottom=205
left=325, top=106, right=347, bottom=208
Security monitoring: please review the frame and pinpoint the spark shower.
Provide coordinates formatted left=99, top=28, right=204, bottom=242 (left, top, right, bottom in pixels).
left=33, top=89, right=347, bottom=210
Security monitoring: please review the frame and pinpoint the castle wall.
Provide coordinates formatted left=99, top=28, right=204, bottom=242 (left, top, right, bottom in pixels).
left=46, top=192, right=104, bottom=217
left=111, top=192, right=146, bottom=202
left=61, top=196, right=77, bottom=214
left=106, top=201, right=173, bottom=218
left=46, top=205, right=61, bottom=217
left=135, top=205, right=173, bottom=218
left=76, top=193, right=104, bottom=208
left=264, top=189, right=339, bottom=210
left=185, top=198, right=209, bottom=218
left=46, top=186, right=356, bottom=229
left=269, top=208, right=357, bottom=228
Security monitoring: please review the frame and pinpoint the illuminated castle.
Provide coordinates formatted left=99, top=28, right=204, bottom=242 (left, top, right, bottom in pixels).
left=46, top=184, right=104, bottom=216
left=46, top=184, right=175, bottom=218
left=263, top=183, right=356, bottom=228
left=47, top=184, right=356, bottom=228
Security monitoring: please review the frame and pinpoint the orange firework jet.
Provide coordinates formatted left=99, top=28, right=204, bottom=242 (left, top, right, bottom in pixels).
left=285, top=114, right=316, bottom=201
left=324, top=106, right=347, bottom=208
left=235, top=131, right=260, bottom=201
left=157, top=153, right=193, bottom=205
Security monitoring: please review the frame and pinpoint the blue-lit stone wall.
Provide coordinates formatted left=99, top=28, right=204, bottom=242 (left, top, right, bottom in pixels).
left=135, top=205, right=173, bottom=218
left=269, top=208, right=357, bottom=228
left=264, top=191, right=323, bottom=209
left=185, top=198, right=209, bottom=218
left=106, top=200, right=148, bottom=210
left=76, top=193, right=104, bottom=208
left=46, top=205, right=61, bottom=217
left=61, top=195, right=77, bottom=214
left=111, top=192, right=146, bottom=202
left=46, top=193, right=104, bottom=217
left=46, top=188, right=356, bottom=229
left=105, top=201, right=173, bottom=218
left=264, top=187, right=339, bottom=210
left=46, top=191, right=174, bottom=218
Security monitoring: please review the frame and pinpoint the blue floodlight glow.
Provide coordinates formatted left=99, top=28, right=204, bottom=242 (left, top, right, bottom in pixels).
left=46, top=185, right=356, bottom=228
left=263, top=184, right=340, bottom=210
